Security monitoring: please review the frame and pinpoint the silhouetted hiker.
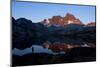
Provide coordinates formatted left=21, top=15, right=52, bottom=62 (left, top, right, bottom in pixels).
left=32, top=47, right=34, bottom=54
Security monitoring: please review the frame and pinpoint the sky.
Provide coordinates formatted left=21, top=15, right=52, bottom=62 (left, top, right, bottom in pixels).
left=12, top=0, right=96, bottom=24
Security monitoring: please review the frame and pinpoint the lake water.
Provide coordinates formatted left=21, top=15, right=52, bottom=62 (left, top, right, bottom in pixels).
left=12, top=37, right=95, bottom=56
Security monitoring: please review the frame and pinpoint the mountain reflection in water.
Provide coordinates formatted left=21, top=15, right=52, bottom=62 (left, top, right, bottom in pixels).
left=12, top=37, right=96, bottom=56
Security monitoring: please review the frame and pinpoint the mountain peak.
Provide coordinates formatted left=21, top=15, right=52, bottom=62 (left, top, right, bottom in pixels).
left=65, top=13, right=76, bottom=20
left=40, top=13, right=83, bottom=26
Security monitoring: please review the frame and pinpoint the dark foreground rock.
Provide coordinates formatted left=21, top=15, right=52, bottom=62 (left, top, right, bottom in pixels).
left=12, top=17, right=49, bottom=49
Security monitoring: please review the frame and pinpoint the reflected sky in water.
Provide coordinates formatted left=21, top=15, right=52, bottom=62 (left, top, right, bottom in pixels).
left=12, top=40, right=95, bottom=56
left=13, top=45, right=66, bottom=56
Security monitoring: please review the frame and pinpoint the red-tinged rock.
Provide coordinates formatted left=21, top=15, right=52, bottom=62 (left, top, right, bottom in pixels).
left=40, top=13, right=82, bottom=26
left=87, top=22, right=96, bottom=27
